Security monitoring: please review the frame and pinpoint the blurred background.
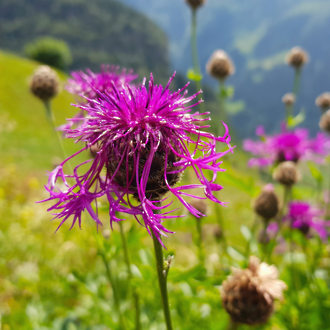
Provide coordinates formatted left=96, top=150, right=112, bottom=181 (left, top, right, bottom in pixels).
left=2, top=0, right=329, bottom=138
left=1, top=0, right=330, bottom=329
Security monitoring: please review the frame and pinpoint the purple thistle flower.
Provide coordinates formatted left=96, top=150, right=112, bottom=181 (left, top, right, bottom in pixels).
left=285, top=201, right=330, bottom=240
left=59, top=65, right=138, bottom=134
left=66, top=65, right=138, bottom=100
left=243, top=125, right=330, bottom=167
left=41, top=73, right=233, bottom=245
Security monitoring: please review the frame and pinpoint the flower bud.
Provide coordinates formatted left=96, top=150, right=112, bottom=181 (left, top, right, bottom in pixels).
left=190, top=199, right=208, bottom=217
left=273, top=161, right=300, bottom=186
left=206, top=50, right=235, bottom=80
left=254, top=184, right=279, bottom=220
left=316, top=92, right=330, bottom=111
left=185, top=0, right=207, bottom=9
left=319, top=110, right=330, bottom=133
left=282, top=93, right=296, bottom=107
left=213, top=225, right=223, bottom=241
left=90, top=143, right=101, bottom=158
left=30, top=65, right=59, bottom=101
left=285, top=47, right=309, bottom=69
left=221, top=256, right=287, bottom=325
left=102, top=229, right=111, bottom=240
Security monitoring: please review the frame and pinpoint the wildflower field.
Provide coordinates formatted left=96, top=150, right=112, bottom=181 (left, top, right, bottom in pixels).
left=1, top=1, right=330, bottom=329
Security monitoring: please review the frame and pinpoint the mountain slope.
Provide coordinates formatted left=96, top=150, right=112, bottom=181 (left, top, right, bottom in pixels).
left=0, top=0, right=169, bottom=81
left=120, top=0, right=330, bottom=137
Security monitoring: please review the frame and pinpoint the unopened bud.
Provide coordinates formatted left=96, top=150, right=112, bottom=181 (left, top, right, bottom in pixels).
left=316, top=93, right=330, bottom=111
left=206, top=50, right=235, bottom=81
left=190, top=199, right=208, bottom=218
left=90, top=143, right=101, bottom=158
left=282, top=93, right=296, bottom=107
left=319, top=110, right=330, bottom=133
left=273, top=161, right=300, bottom=186
left=285, top=47, right=309, bottom=69
left=213, top=225, right=223, bottom=241
left=30, top=65, right=59, bottom=101
left=254, top=184, right=279, bottom=220
left=102, top=229, right=111, bottom=240
left=185, top=0, right=207, bottom=9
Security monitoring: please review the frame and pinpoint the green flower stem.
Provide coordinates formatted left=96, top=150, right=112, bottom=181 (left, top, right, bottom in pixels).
left=218, top=79, right=226, bottom=120
left=191, top=8, right=205, bottom=113
left=292, top=68, right=301, bottom=96
left=151, top=212, right=173, bottom=330
left=99, top=251, right=126, bottom=330
left=327, top=163, right=330, bottom=216
left=195, top=217, right=204, bottom=263
left=119, top=222, right=141, bottom=330
left=215, top=203, right=231, bottom=263
left=43, top=100, right=73, bottom=172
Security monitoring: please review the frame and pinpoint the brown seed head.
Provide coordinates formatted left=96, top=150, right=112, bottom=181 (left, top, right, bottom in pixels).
left=282, top=93, right=296, bottom=107
left=213, top=225, right=223, bottom=241
left=30, top=65, right=59, bottom=101
left=273, top=161, right=300, bottom=187
left=190, top=199, right=208, bottom=217
left=285, top=47, right=309, bottom=69
left=316, top=92, right=330, bottom=111
left=107, top=143, right=182, bottom=201
left=185, top=0, right=207, bottom=9
left=319, top=110, right=330, bottom=134
left=206, top=50, right=235, bottom=80
left=254, top=184, right=279, bottom=220
left=221, top=256, right=287, bottom=325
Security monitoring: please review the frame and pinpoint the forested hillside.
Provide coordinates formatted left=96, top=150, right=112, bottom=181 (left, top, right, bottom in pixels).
left=0, top=0, right=169, bottom=81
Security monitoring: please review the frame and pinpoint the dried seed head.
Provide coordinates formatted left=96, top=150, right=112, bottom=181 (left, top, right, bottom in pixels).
left=316, top=93, right=330, bottom=111
left=185, top=0, right=207, bottom=9
left=190, top=199, right=208, bottom=217
left=319, top=110, right=330, bottom=133
left=213, top=225, right=223, bottom=241
left=206, top=50, right=235, bottom=80
left=107, top=143, right=182, bottom=201
left=30, top=65, right=59, bottom=101
left=273, top=161, right=300, bottom=186
left=254, top=184, right=279, bottom=220
left=221, top=256, right=287, bottom=325
left=285, top=47, right=309, bottom=69
left=282, top=93, right=296, bottom=107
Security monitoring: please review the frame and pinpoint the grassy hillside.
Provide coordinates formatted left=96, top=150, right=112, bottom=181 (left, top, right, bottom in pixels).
left=0, top=0, right=169, bottom=81
left=0, top=51, right=83, bottom=176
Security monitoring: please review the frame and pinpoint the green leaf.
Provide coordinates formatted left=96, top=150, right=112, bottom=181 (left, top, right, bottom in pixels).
left=240, top=225, right=252, bottom=242
left=308, top=162, right=323, bottom=184
left=187, top=68, right=203, bottom=82
left=287, top=108, right=305, bottom=128
left=226, top=247, right=245, bottom=262
left=168, top=264, right=206, bottom=283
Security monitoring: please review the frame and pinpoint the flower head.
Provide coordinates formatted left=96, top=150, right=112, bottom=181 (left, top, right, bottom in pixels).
left=185, top=0, right=207, bottom=9
left=285, top=201, right=330, bottom=239
left=273, top=161, right=300, bottom=187
left=41, top=73, right=233, bottom=245
left=66, top=65, right=138, bottom=100
left=319, top=109, right=330, bottom=134
left=254, top=184, right=279, bottom=221
left=221, top=256, right=287, bottom=325
left=282, top=93, right=296, bottom=107
left=316, top=92, right=330, bottom=111
left=285, top=46, right=309, bottom=69
left=30, top=65, right=59, bottom=101
left=243, top=125, right=330, bottom=167
left=206, top=50, right=235, bottom=81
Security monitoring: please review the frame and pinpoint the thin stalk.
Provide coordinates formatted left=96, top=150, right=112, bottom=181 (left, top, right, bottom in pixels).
left=151, top=210, right=173, bottom=330
left=215, top=203, right=231, bottom=264
left=99, top=252, right=126, bottom=330
left=244, top=216, right=258, bottom=260
left=44, top=100, right=73, bottom=172
left=119, top=222, right=141, bottom=330
left=327, top=163, right=330, bottom=216
left=292, top=68, right=301, bottom=96
left=191, top=8, right=205, bottom=113
left=195, top=217, right=204, bottom=263
left=228, top=320, right=239, bottom=330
